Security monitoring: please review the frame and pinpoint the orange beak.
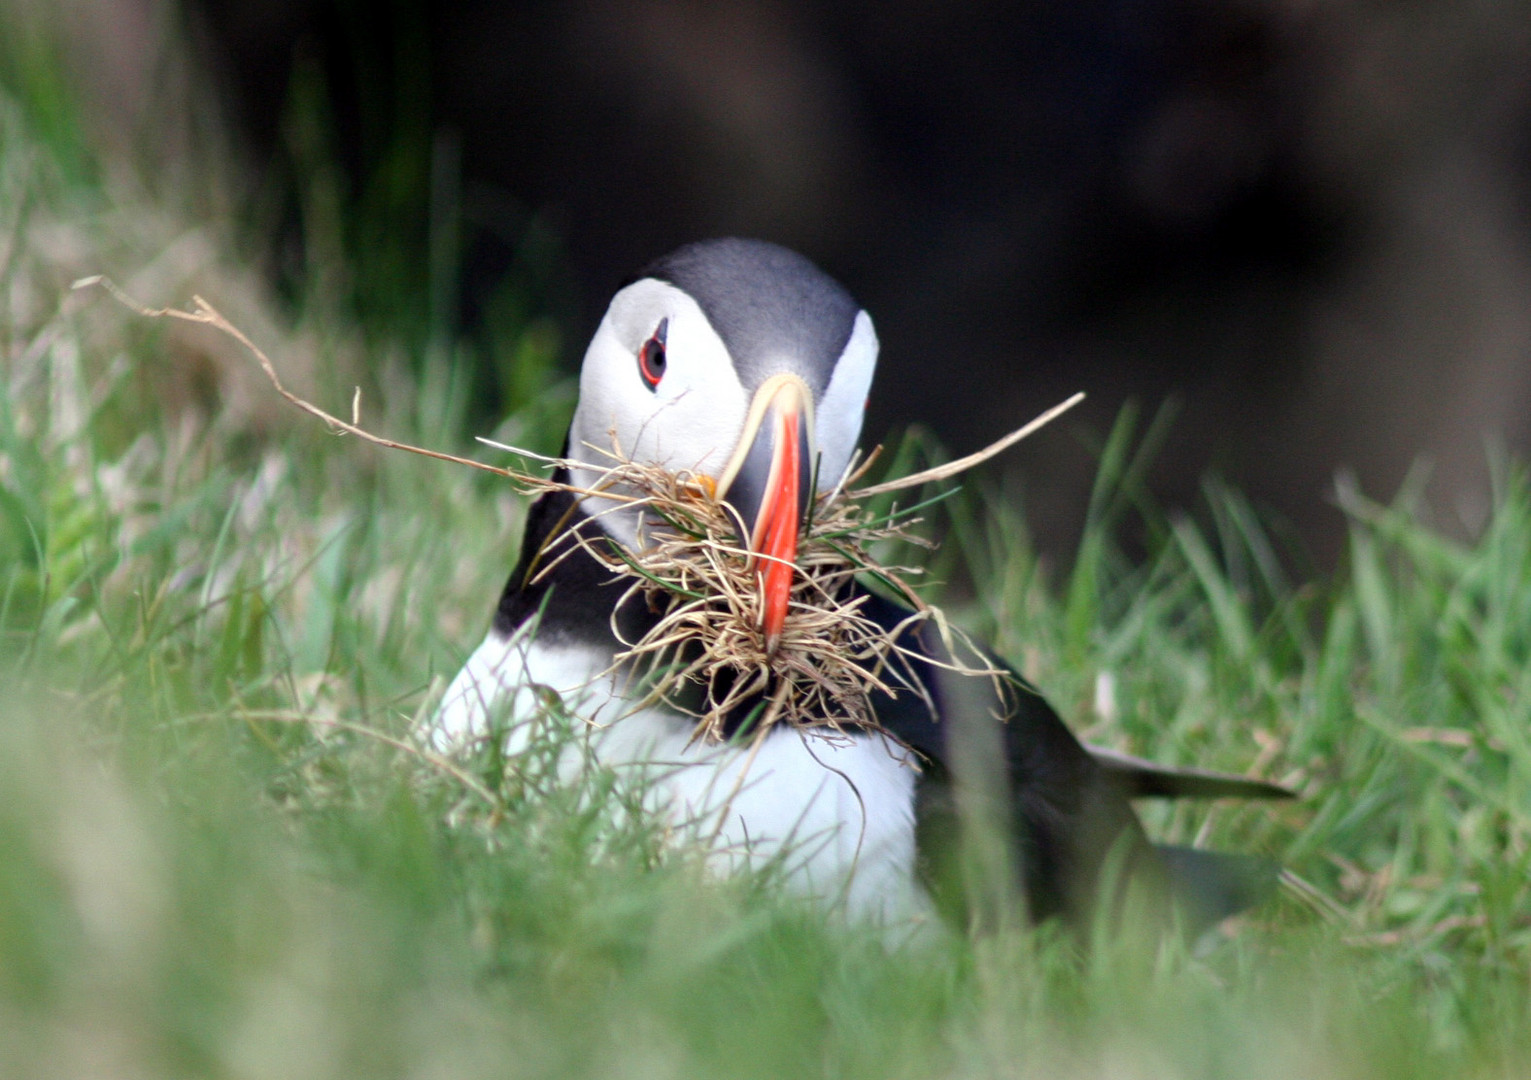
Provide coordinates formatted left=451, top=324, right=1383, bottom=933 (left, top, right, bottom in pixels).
left=714, top=375, right=816, bottom=657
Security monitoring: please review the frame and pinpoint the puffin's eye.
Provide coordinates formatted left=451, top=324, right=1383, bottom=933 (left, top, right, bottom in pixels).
left=638, top=318, right=669, bottom=389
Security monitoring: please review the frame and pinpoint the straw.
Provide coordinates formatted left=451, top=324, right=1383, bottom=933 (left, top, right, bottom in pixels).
left=81, top=278, right=1080, bottom=745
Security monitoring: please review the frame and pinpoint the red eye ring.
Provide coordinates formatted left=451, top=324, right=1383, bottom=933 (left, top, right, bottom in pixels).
left=638, top=318, right=669, bottom=389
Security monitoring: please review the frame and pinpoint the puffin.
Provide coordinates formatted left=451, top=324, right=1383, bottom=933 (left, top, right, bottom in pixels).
left=429, top=238, right=1288, bottom=931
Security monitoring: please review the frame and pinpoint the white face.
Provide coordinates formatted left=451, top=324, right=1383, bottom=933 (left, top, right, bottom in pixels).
left=568, top=278, right=878, bottom=544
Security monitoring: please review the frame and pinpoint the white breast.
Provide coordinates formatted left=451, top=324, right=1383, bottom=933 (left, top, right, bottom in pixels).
left=430, top=627, right=929, bottom=923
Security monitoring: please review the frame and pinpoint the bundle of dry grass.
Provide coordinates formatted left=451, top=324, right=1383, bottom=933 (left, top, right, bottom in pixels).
left=80, top=281, right=1082, bottom=747
left=487, top=401, right=1079, bottom=744
left=506, top=440, right=949, bottom=743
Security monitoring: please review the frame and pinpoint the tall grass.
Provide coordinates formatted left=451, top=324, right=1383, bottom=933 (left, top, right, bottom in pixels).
left=4, top=46, right=1531, bottom=1076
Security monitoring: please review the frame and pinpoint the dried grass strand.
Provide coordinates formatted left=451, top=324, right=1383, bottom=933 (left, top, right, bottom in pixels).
left=71, top=277, right=520, bottom=482
left=850, top=391, right=1086, bottom=497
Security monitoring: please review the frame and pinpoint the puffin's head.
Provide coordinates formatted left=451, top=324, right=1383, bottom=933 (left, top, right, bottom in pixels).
left=567, top=238, right=878, bottom=652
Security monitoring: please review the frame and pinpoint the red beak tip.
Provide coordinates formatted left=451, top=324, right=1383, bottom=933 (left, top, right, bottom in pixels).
left=745, top=382, right=808, bottom=665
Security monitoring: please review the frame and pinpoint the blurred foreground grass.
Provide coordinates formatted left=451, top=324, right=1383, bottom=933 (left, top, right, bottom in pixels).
left=4, top=51, right=1531, bottom=1078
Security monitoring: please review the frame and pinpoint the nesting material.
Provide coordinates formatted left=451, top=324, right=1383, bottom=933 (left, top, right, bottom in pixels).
left=494, top=431, right=1062, bottom=746
left=517, top=441, right=955, bottom=743
left=81, top=282, right=1083, bottom=748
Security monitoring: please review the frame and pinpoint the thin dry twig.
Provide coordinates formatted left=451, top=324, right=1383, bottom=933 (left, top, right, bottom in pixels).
left=71, top=276, right=520, bottom=482
left=83, top=277, right=1072, bottom=745
left=850, top=391, right=1085, bottom=497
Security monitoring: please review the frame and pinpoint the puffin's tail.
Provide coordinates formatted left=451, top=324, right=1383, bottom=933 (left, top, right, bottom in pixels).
left=1154, top=844, right=1282, bottom=934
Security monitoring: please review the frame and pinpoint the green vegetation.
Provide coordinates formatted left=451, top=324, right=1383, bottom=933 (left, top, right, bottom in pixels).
left=4, top=33, right=1531, bottom=1078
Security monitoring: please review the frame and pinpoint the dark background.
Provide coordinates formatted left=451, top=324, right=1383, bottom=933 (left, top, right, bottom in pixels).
left=61, top=0, right=1531, bottom=562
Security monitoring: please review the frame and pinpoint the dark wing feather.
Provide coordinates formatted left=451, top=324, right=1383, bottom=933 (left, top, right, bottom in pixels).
left=852, top=587, right=1149, bottom=923
left=1087, top=745, right=1296, bottom=801
left=851, top=582, right=1283, bottom=929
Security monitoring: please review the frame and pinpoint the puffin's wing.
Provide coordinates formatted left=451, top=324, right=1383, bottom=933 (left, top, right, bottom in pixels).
left=848, top=582, right=1285, bottom=928
left=1086, top=745, right=1296, bottom=801
left=849, top=583, right=1293, bottom=803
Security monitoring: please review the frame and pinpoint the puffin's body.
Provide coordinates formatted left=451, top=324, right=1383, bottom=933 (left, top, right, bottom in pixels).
left=431, top=239, right=1284, bottom=929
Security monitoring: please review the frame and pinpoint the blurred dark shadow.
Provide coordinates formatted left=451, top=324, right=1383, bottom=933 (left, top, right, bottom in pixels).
left=61, top=0, right=1531, bottom=564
